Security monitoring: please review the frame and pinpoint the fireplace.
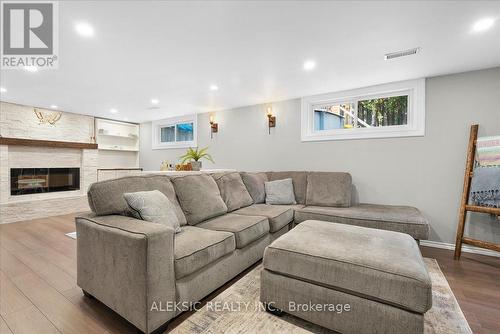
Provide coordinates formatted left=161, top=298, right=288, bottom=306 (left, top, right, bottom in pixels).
left=10, top=168, right=80, bottom=196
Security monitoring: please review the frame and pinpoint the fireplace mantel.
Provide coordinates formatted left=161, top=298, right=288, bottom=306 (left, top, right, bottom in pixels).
left=0, top=137, right=98, bottom=149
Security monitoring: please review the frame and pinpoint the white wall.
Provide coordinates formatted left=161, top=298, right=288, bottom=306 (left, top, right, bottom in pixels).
left=140, top=67, right=500, bottom=244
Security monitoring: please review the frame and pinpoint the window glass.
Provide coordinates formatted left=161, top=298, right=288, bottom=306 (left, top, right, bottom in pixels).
left=357, top=95, right=408, bottom=127
left=160, top=126, right=175, bottom=142
left=314, top=102, right=356, bottom=131
left=176, top=122, right=194, bottom=142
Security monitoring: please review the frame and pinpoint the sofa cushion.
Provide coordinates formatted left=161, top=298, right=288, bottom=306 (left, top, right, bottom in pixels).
left=295, top=204, right=429, bottom=240
left=171, top=174, right=228, bottom=225
left=174, top=226, right=235, bottom=279
left=212, top=172, right=254, bottom=212
left=197, top=213, right=269, bottom=248
left=263, top=220, right=432, bottom=313
left=123, top=190, right=181, bottom=233
left=265, top=178, right=297, bottom=205
left=87, top=175, right=187, bottom=225
left=306, top=172, right=352, bottom=207
left=240, top=172, right=268, bottom=204
left=232, top=204, right=293, bottom=233
left=266, top=171, right=307, bottom=204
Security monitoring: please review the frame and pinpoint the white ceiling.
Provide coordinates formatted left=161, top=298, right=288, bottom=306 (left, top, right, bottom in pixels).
left=1, top=0, right=499, bottom=123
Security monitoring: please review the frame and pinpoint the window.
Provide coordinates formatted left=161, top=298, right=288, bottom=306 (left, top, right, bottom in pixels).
left=301, top=79, right=425, bottom=141
left=152, top=115, right=197, bottom=149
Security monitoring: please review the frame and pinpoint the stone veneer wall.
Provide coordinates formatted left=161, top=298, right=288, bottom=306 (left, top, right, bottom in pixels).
left=0, top=102, right=97, bottom=223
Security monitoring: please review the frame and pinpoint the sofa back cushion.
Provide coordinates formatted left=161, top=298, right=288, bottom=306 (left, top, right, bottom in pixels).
left=171, top=174, right=228, bottom=225
left=212, top=172, right=254, bottom=212
left=240, top=172, right=268, bottom=204
left=87, top=175, right=187, bottom=225
left=266, top=171, right=307, bottom=204
left=306, top=172, right=352, bottom=207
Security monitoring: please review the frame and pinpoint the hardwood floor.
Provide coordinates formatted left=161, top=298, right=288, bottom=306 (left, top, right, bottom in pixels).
left=0, top=213, right=499, bottom=334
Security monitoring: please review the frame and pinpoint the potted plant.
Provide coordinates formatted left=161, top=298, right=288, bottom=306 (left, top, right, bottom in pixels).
left=179, top=146, right=215, bottom=171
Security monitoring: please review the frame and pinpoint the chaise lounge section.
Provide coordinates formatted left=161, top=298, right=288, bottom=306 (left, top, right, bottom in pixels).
left=76, top=170, right=429, bottom=333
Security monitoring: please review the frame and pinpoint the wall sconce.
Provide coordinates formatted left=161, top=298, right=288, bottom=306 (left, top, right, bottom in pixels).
left=266, top=106, right=276, bottom=134
left=209, top=115, right=218, bottom=139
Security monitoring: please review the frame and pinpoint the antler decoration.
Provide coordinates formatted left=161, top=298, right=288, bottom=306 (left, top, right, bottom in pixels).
left=34, top=108, right=62, bottom=125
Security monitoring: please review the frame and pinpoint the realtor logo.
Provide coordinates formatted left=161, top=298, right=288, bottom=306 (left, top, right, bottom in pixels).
left=1, top=1, right=58, bottom=69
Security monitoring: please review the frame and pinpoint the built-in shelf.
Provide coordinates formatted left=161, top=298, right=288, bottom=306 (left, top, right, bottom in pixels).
left=0, top=137, right=98, bottom=149
left=98, top=146, right=139, bottom=152
left=97, top=133, right=138, bottom=139
left=95, top=118, right=139, bottom=152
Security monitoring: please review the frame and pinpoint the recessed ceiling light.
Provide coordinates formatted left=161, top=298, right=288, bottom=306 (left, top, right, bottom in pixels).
left=151, top=98, right=159, bottom=105
left=209, top=85, right=219, bottom=91
left=303, top=60, right=316, bottom=71
left=75, top=22, right=94, bottom=37
left=472, top=18, right=495, bottom=32
left=0, top=87, right=6, bottom=93
left=24, top=66, right=38, bottom=72
left=110, top=108, right=118, bottom=114
left=50, top=105, right=58, bottom=109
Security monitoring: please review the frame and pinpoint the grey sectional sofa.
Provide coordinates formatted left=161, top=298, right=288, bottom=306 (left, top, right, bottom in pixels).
left=76, top=170, right=429, bottom=334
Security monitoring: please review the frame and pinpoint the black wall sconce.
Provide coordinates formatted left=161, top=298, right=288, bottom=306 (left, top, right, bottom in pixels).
left=266, top=106, right=276, bottom=134
left=209, top=115, right=218, bottom=138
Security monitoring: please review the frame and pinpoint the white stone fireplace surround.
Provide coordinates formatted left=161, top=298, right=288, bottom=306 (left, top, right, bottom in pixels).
left=0, top=145, right=97, bottom=223
left=0, top=101, right=98, bottom=224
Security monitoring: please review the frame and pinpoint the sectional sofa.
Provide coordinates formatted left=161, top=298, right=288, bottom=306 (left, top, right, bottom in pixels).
left=76, top=171, right=429, bottom=334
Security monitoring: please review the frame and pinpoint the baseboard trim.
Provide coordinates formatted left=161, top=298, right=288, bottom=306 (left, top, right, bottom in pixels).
left=421, top=240, right=500, bottom=258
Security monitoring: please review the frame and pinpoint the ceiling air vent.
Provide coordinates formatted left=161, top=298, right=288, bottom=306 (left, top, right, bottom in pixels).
left=384, top=47, right=421, bottom=60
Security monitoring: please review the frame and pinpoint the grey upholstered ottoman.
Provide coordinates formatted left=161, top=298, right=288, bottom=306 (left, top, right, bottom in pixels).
left=260, top=220, right=432, bottom=334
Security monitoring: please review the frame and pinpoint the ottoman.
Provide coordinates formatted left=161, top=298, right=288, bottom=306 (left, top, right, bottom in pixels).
left=260, top=220, right=432, bottom=334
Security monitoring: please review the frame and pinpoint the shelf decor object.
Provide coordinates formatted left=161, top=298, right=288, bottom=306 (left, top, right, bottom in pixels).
left=34, top=108, right=62, bottom=125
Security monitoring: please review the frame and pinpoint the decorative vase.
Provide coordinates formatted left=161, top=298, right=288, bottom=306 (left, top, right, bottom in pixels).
left=191, top=161, right=202, bottom=171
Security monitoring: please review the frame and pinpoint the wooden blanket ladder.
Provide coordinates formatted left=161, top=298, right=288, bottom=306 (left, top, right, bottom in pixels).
left=454, top=124, right=500, bottom=259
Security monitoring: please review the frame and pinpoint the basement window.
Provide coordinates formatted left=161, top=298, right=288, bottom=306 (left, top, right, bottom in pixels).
left=152, top=115, right=197, bottom=149
left=301, top=79, right=425, bottom=141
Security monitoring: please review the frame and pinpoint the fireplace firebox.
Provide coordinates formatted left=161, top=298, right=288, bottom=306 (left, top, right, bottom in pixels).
left=10, top=168, right=80, bottom=196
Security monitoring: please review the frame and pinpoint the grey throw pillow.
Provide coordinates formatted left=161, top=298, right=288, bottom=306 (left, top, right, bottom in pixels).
left=265, top=178, right=297, bottom=205
left=123, top=190, right=181, bottom=233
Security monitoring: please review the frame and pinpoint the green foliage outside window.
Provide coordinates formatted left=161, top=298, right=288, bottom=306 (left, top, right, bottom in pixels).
left=357, top=95, right=408, bottom=127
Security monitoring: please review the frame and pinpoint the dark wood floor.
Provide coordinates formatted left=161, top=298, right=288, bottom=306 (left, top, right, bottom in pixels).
left=0, top=213, right=499, bottom=334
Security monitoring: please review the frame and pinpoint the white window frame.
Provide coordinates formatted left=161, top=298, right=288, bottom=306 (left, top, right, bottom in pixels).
left=301, top=79, right=425, bottom=141
left=152, top=114, right=197, bottom=149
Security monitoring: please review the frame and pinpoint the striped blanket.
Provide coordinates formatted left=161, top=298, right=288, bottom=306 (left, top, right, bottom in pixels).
left=476, top=136, right=500, bottom=167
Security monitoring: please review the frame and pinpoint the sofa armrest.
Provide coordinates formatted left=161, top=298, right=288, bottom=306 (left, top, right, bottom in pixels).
left=75, top=213, right=175, bottom=333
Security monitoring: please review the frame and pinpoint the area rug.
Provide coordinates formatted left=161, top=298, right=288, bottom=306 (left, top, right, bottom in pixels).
left=171, top=258, right=471, bottom=334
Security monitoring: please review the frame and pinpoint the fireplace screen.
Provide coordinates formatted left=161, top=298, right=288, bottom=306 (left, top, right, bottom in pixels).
left=10, top=168, right=80, bottom=196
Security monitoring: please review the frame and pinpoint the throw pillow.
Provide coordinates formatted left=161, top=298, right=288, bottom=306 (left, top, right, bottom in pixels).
left=123, top=190, right=181, bottom=233
left=170, top=174, right=228, bottom=225
left=265, top=178, right=297, bottom=205
left=212, top=172, right=254, bottom=212
left=240, top=172, right=268, bottom=203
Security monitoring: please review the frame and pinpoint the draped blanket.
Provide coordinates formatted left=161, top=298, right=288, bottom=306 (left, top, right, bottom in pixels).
left=476, top=136, right=500, bottom=167
left=470, top=167, right=500, bottom=208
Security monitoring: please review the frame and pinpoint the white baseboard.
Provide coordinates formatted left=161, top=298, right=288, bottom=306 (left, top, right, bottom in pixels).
left=420, top=240, right=500, bottom=258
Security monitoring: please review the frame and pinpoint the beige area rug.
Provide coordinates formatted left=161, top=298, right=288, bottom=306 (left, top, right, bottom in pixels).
left=171, top=259, right=471, bottom=334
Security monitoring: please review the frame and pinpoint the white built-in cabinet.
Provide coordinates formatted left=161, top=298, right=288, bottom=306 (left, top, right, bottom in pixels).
left=95, top=118, right=140, bottom=176
left=95, top=118, right=139, bottom=152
